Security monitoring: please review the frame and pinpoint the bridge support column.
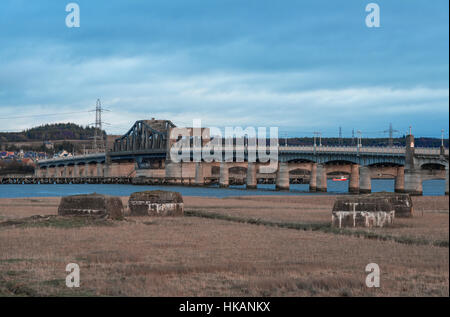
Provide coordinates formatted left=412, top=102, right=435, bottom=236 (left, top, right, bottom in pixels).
left=96, top=163, right=103, bottom=177
left=395, top=166, right=405, bottom=193
left=276, top=162, right=290, bottom=190
left=104, top=153, right=111, bottom=178
left=54, top=166, right=59, bottom=178
left=316, top=164, right=327, bottom=192
left=219, top=162, right=229, bottom=188
left=309, top=163, right=317, bottom=192
left=103, top=164, right=109, bottom=177
left=83, top=164, right=88, bottom=177
left=74, top=164, right=79, bottom=178
left=194, top=162, right=204, bottom=186
left=403, top=133, right=422, bottom=195
left=445, top=165, right=449, bottom=196
left=349, top=164, right=360, bottom=193
left=359, top=166, right=371, bottom=194
left=404, top=169, right=422, bottom=196
left=246, top=163, right=257, bottom=189
left=165, top=162, right=182, bottom=180
left=63, top=165, right=68, bottom=177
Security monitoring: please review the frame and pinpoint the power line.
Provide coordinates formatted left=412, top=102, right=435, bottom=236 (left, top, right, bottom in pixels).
left=87, top=99, right=110, bottom=152
left=0, top=110, right=91, bottom=120
left=383, top=123, right=399, bottom=147
left=94, top=99, right=102, bottom=151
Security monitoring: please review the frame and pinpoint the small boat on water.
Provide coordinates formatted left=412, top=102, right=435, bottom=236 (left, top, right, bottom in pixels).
left=332, top=175, right=348, bottom=181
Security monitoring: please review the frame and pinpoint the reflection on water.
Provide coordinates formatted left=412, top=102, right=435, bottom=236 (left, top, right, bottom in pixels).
left=0, top=179, right=446, bottom=198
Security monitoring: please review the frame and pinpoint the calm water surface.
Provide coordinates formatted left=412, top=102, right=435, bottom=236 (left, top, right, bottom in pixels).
left=0, top=179, right=445, bottom=198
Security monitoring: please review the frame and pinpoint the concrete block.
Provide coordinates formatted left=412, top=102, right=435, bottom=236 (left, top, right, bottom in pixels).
left=58, top=193, right=124, bottom=220
left=129, top=190, right=184, bottom=216
left=332, top=195, right=395, bottom=228
left=368, top=192, right=413, bottom=218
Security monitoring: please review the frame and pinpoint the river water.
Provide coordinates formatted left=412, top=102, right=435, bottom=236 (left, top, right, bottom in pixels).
left=0, top=179, right=446, bottom=199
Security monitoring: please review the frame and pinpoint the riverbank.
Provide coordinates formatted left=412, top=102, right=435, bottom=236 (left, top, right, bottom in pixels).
left=0, top=195, right=448, bottom=296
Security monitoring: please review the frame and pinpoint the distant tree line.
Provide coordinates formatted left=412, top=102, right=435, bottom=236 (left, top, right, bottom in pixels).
left=0, top=123, right=106, bottom=142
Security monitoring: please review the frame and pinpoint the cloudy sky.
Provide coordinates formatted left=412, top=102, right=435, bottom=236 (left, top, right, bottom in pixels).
left=0, top=0, right=448, bottom=138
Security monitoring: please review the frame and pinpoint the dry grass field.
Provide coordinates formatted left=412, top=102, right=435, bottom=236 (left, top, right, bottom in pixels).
left=0, top=195, right=448, bottom=297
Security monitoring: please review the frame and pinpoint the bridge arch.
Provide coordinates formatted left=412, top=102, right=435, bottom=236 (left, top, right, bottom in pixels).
left=324, top=164, right=352, bottom=175
left=323, top=159, right=357, bottom=166
left=420, top=163, right=446, bottom=170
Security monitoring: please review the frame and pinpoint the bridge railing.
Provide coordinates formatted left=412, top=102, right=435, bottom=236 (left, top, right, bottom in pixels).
left=37, top=153, right=105, bottom=164
left=279, top=145, right=448, bottom=155
left=415, top=148, right=448, bottom=155
left=36, top=145, right=448, bottom=165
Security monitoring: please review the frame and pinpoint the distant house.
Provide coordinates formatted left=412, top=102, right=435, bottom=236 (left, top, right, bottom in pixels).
left=1, top=151, right=16, bottom=159
left=44, top=141, right=54, bottom=150
left=37, top=152, right=48, bottom=160
left=54, top=150, right=72, bottom=158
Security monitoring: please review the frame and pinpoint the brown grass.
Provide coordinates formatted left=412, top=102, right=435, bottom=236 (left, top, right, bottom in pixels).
left=0, top=195, right=448, bottom=297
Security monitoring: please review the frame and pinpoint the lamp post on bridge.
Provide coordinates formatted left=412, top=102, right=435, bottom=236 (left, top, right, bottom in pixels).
left=356, top=130, right=362, bottom=155
left=313, top=131, right=322, bottom=154
left=282, top=132, right=288, bottom=146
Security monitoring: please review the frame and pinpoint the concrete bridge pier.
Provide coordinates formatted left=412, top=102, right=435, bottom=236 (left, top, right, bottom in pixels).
left=349, top=164, right=360, bottom=193
left=165, top=161, right=181, bottom=180
left=194, top=162, right=204, bottom=186
left=103, top=164, right=110, bottom=178
left=276, top=162, right=290, bottom=190
left=96, top=163, right=103, bottom=177
left=309, top=163, right=317, bottom=192
left=404, top=169, right=423, bottom=196
left=104, top=154, right=112, bottom=178
left=403, top=133, right=422, bottom=195
left=316, top=164, right=327, bottom=192
left=63, top=166, right=68, bottom=177
left=54, top=166, right=60, bottom=178
left=359, top=166, right=371, bottom=193
left=446, top=165, right=449, bottom=196
left=395, top=166, right=405, bottom=193
left=219, top=162, right=229, bottom=188
left=74, top=164, right=79, bottom=177
left=83, top=164, right=88, bottom=177
left=246, top=163, right=257, bottom=189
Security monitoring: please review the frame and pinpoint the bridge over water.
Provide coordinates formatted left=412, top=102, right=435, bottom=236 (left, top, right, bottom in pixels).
left=22, top=119, right=450, bottom=195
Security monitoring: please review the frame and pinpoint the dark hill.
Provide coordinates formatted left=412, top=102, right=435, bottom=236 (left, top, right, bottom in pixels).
left=0, top=123, right=105, bottom=142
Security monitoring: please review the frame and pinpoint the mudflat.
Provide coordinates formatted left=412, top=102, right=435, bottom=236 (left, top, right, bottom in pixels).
left=0, top=195, right=448, bottom=296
